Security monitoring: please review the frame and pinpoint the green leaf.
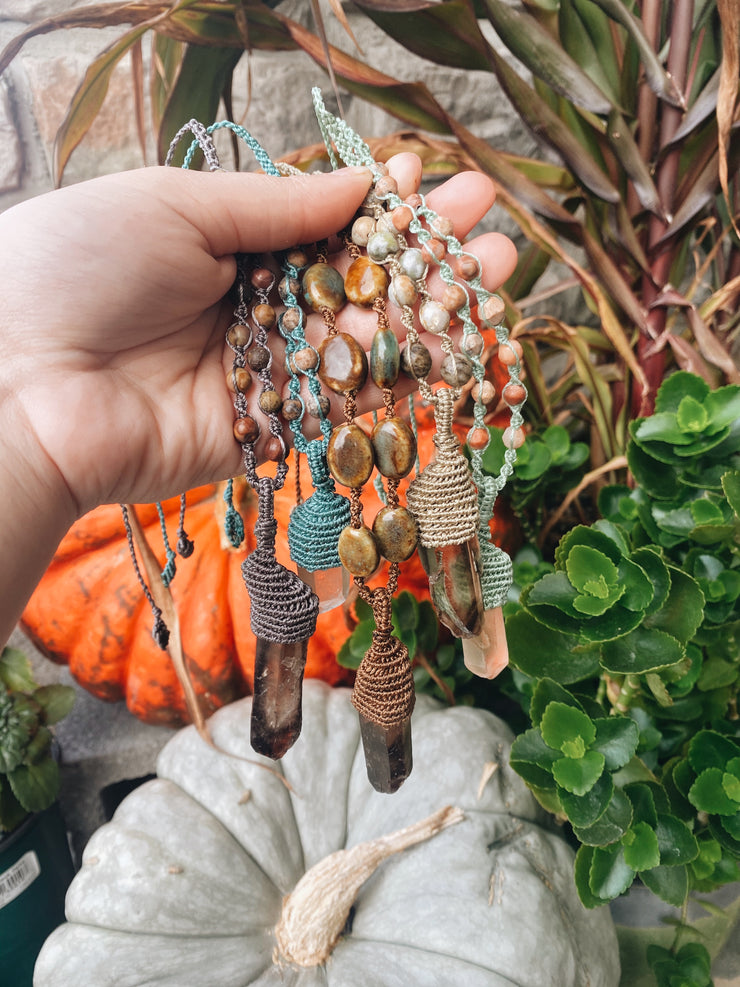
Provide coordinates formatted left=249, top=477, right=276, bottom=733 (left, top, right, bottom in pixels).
left=656, top=372, right=710, bottom=414
left=514, top=441, right=552, bottom=480
left=616, top=557, right=655, bottom=612
left=416, top=600, right=439, bottom=654
left=552, top=750, right=606, bottom=795
left=639, top=863, right=689, bottom=907
left=643, top=567, right=705, bottom=645
left=542, top=424, right=571, bottom=461
left=592, top=717, right=640, bottom=771
left=556, top=525, right=624, bottom=568
left=34, top=684, right=75, bottom=726
left=510, top=727, right=561, bottom=790
left=529, top=678, right=585, bottom=726
left=633, top=412, right=695, bottom=446
left=630, top=548, right=671, bottom=616
left=574, top=845, right=606, bottom=908
left=393, top=591, right=419, bottom=634
left=0, top=648, right=35, bottom=692
left=626, top=782, right=658, bottom=827
left=689, top=768, right=740, bottom=815
left=559, top=770, right=614, bottom=827
left=622, top=821, right=660, bottom=871
left=654, top=814, right=699, bottom=866
left=600, top=626, right=684, bottom=675
left=541, top=702, right=596, bottom=751
left=722, top=470, right=740, bottom=516
left=566, top=545, right=619, bottom=594
left=0, top=777, right=28, bottom=833
left=337, top=619, right=374, bottom=669
left=590, top=844, right=636, bottom=901
left=7, top=759, right=60, bottom=814
left=506, top=609, right=601, bottom=683
left=676, top=394, right=710, bottom=433
left=688, top=730, right=740, bottom=773
left=573, top=786, right=633, bottom=845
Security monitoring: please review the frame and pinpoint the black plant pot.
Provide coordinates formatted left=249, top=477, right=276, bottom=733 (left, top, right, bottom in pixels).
left=0, top=802, right=75, bottom=986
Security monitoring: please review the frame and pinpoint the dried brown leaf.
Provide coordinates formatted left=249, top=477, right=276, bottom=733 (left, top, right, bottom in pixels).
left=717, top=0, right=740, bottom=234
left=131, top=37, right=147, bottom=164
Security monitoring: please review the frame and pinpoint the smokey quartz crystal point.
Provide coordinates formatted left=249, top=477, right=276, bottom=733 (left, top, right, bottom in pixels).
left=418, top=538, right=485, bottom=638
left=250, top=635, right=309, bottom=759
left=358, top=713, right=413, bottom=794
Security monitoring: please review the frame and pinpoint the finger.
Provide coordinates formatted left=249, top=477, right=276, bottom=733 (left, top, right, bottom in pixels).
left=384, top=152, right=423, bottom=199
left=424, top=171, right=497, bottom=241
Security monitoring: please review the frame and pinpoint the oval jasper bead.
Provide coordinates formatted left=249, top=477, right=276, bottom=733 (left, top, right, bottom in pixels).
left=389, top=275, right=417, bottom=308
left=318, top=332, right=368, bottom=394
left=327, top=423, right=374, bottom=488
left=345, top=256, right=389, bottom=308
left=338, top=525, right=379, bottom=577
left=371, top=416, right=416, bottom=479
left=440, top=352, right=474, bottom=387
left=302, top=263, right=346, bottom=313
left=373, top=506, right=418, bottom=562
left=370, top=326, right=400, bottom=389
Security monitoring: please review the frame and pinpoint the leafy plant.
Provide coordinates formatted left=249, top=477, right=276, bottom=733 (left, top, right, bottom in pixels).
left=0, top=647, right=75, bottom=834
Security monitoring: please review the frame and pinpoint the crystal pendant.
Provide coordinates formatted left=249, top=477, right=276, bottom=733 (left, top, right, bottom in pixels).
left=462, top=606, right=509, bottom=678
left=296, top=564, right=350, bottom=613
left=358, top=713, right=413, bottom=794
left=418, top=538, right=485, bottom=638
left=250, top=635, right=308, bottom=759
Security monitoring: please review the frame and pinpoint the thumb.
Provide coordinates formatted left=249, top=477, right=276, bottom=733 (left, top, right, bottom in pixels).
left=160, top=166, right=375, bottom=256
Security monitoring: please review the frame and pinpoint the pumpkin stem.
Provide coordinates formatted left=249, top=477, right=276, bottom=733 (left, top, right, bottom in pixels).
left=274, top=804, right=464, bottom=967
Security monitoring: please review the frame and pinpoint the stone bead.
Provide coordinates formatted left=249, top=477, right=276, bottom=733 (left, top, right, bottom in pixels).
left=374, top=162, right=389, bottom=177
left=440, top=352, right=474, bottom=387
left=456, top=254, right=481, bottom=280
left=370, top=326, right=400, bottom=389
left=503, top=382, right=527, bottom=405
left=306, top=394, right=331, bottom=418
left=327, top=423, right=374, bottom=487
left=247, top=346, right=270, bottom=371
left=258, top=389, right=282, bottom=414
left=279, top=275, right=301, bottom=302
left=388, top=275, right=417, bottom=308
left=318, top=332, right=368, bottom=394
left=374, top=175, right=399, bottom=198
left=419, top=299, right=451, bottom=335
left=253, top=304, right=276, bottom=330
left=398, top=247, right=426, bottom=281
left=472, top=379, right=496, bottom=404
left=359, top=189, right=380, bottom=216
left=292, top=346, right=319, bottom=372
left=372, top=506, right=418, bottom=562
left=285, top=248, right=309, bottom=270
left=351, top=215, right=376, bottom=246
left=302, top=263, right=346, bottom=313
left=233, top=415, right=259, bottom=444
left=503, top=426, right=526, bottom=449
left=442, top=283, right=468, bottom=312
left=281, top=398, right=304, bottom=421
left=281, top=307, right=302, bottom=332
left=251, top=267, right=274, bottom=290
left=498, top=339, right=523, bottom=366
left=367, top=230, right=400, bottom=264
left=405, top=192, right=422, bottom=209
left=391, top=205, right=413, bottom=232
left=432, top=215, right=455, bottom=238
left=344, top=256, right=389, bottom=308
left=226, top=367, right=251, bottom=393
left=481, top=294, right=506, bottom=326
left=400, top=342, right=432, bottom=379
left=226, top=323, right=250, bottom=349
left=421, top=238, right=446, bottom=264
left=371, top=416, right=416, bottom=479
left=375, top=211, right=397, bottom=233
left=461, top=333, right=484, bottom=356
left=264, top=435, right=286, bottom=461
left=338, top=524, right=379, bottom=577
left=467, top=427, right=491, bottom=451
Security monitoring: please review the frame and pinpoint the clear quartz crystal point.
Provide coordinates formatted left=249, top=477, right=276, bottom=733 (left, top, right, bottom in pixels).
left=462, top=606, right=509, bottom=678
left=358, top=713, right=413, bottom=794
left=250, top=635, right=308, bottom=759
left=296, top=565, right=350, bottom=613
left=418, top=538, right=485, bottom=638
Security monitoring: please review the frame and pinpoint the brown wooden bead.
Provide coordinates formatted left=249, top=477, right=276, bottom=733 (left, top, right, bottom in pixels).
left=498, top=339, right=523, bottom=366
left=226, top=323, right=250, bottom=349
left=373, top=506, right=418, bottom=562
left=285, top=249, right=309, bottom=270
left=344, top=256, right=389, bottom=308
left=233, top=415, right=259, bottom=444
left=327, top=423, right=374, bottom=488
left=306, top=394, right=331, bottom=418
left=251, top=267, right=274, bottom=290
left=253, top=304, right=276, bottom=330
left=264, top=435, right=286, bottom=461
left=226, top=367, right=252, bottom=393
left=456, top=255, right=481, bottom=280
left=318, top=332, right=368, bottom=394
left=405, top=193, right=422, bottom=209
left=442, top=283, right=468, bottom=312
left=293, top=347, right=319, bottom=372
left=400, top=342, right=432, bottom=379
left=338, top=525, right=379, bottom=577
left=247, top=346, right=270, bottom=371
left=503, top=382, right=527, bottom=405
left=371, top=416, right=416, bottom=479
left=302, top=263, right=346, bottom=313
left=440, top=352, right=474, bottom=387
left=467, top=427, right=491, bottom=451
left=258, top=389, right=282, bottom=414
left=281, top=398, right=303, bottom=421
left=422, top=238, right=446, bottom=264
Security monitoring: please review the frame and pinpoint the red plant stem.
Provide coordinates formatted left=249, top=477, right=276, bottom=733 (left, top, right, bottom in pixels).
left=632, top=0, right=694, bottom=417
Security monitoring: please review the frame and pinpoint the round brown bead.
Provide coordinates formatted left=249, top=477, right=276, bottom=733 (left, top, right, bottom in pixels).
left=371, top=416, right=416, bottom=479
left=285, top=249, right=309, bottom=270
left=226, top=323, right=250, bottom=349
left=306, top=394, right=331, bottom=418
left=264, top=435, right=286, bottom=461
left=281, top=398, right=304, bottom=421
left=456, top=255, right=481, bottom=280
left=226, top=367, right=252, bottom=393
left=461, top=333, right=484, bottom=356
left=247, top=346, right=270, bottom=372
left=258, top=389, right=282, bottom=414
left=432, top=215, right=455, bottom=238
left=338, top=525, right=379, bottom=577
left=293, top=347, right=319, bottom=372
left=442, top=283, right=468, bottom=313
left=279, top=275, right=301, bottom=302
left=400, top=342, right=433, bottom=379
left=251, top=267, right=274, bottom=290
left=472, top=380, right=496, bottom=404
left=374, top=175, right=399, bottom=198
left=481, top=294, right=506, bottom=326
left=351, top=216, right=376, bottom=246
left=253, top=304, right=276, bottom=330
left=422, top=238, right=446, bottom=264
left=373, top=506, right=418, bottom=562
left=503, top=382, right=527, bottom=405
left=467, top=427, right=491, bottom=451
left=503, top=426, right=526, bottom=449
left=498, top=339, right=523, bottom=366
left=391, top=205, right=413, bottom=232
left=327, top=423, right=374, bottom=488
left=344, top=255, right=389, bottom=308
left=405, top=192, right=422, bottom=209
left=233, top=415, right=259, bottom=444
left=440, top=352, right=474, bottom=387
left=318, top=332, right=368, bottom=394
left=281, top=307, right=302, bottom=331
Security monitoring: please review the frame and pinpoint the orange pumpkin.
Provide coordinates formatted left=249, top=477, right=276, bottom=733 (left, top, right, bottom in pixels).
left=22, top=352, right=519, bottom=727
